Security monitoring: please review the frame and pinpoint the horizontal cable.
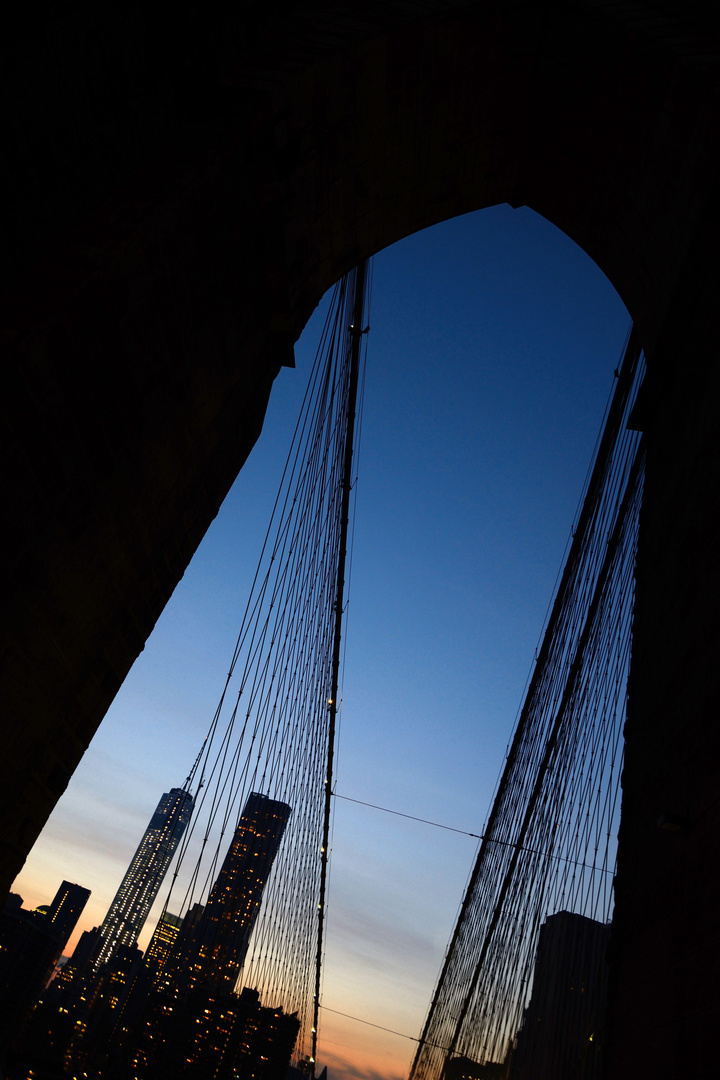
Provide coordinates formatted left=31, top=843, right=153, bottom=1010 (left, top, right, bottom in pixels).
left=332, top=793, right=615, bottom=874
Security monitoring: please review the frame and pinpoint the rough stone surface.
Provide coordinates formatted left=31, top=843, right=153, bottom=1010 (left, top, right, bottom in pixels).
left=2, top=3, right=719, bottom=1075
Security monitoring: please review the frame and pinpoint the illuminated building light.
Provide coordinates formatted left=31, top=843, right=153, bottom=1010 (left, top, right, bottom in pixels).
left=94, top=787, right=194, bottom=969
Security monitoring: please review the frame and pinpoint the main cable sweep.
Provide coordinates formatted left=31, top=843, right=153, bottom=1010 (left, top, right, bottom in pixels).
left=410, top=329, right=646, bottom=1080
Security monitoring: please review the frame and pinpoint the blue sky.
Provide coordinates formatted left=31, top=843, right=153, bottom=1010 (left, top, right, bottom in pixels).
left=14, top=204, right=629, bottom=1080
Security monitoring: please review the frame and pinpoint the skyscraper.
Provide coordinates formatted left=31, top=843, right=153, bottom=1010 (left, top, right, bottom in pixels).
left=45, top=880, right=92, bottom=946
left=95, top=787, right=193, bottom=968
left=145, top=910, right=183, bottom=983
left=192, top=791, right=291, bottom=993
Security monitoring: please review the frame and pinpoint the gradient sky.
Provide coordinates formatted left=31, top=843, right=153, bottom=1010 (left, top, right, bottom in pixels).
left=13, top=204, right=629, bottom=1080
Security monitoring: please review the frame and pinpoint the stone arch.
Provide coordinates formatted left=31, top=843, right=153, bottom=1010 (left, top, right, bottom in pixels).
left=2, top=3, right=719, bottom=1072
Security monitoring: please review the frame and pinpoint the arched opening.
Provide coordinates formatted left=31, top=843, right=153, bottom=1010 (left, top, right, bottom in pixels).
left=11, top=205, right=632, bottom=1079
left=3, top=2, right=710, bottom=878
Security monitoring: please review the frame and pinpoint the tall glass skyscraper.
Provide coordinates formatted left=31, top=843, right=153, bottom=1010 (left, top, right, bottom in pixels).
left=94, top=787, right=193, bottom=968
left=192, top=791, right=291, bottom=993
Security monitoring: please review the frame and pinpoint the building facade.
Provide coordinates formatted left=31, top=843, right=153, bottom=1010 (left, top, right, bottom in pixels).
left=145, top=910, right=183, bottom=984
left=45, top=881, right=92, bottom=947
left=95, top=788, right=193, bottom=968
left=192, top=792, right=291, bottom=993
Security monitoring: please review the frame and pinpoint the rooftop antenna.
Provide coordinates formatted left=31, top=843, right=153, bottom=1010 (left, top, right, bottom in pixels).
left=183, top=739, right=207, bottom=796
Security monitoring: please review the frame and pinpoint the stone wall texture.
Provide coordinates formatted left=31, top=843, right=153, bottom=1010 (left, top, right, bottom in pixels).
left=2, top=3, right=719, bottom=1075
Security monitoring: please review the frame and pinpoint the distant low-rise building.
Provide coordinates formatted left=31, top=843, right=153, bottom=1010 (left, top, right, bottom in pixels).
left=0, top=881, right=90, bottom=1044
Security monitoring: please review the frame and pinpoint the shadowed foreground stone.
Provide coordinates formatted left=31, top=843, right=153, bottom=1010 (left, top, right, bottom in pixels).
left=1, top=3, right=719, bottom=1076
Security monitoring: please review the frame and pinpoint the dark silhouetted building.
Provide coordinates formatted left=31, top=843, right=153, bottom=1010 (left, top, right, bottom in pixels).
left=445, top=1056, right=509, bottom=1080
left=46, top=880, right=92, bottom=946
left=511, top=911, right=609, bottom=1080
left=70, top=926, right=103, bottom=974
left=95, top=787, right=193, bottom=968
left=0, top=881, right=90, bottom=1045
left=132, top=985, right=299, bottom=1080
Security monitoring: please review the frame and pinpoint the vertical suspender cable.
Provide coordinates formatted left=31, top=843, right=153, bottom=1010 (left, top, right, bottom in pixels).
left=442, top=430, right=646, bottom=1069
left=311, top=260, right=367, bottom=1075
left=410, top=327, right=642, bottom=1080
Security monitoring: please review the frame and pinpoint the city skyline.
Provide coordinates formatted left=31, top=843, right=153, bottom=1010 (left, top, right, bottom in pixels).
left=0, top=879, right=91, bottom=1046
left=12, top=206, right=630, bottom=1080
